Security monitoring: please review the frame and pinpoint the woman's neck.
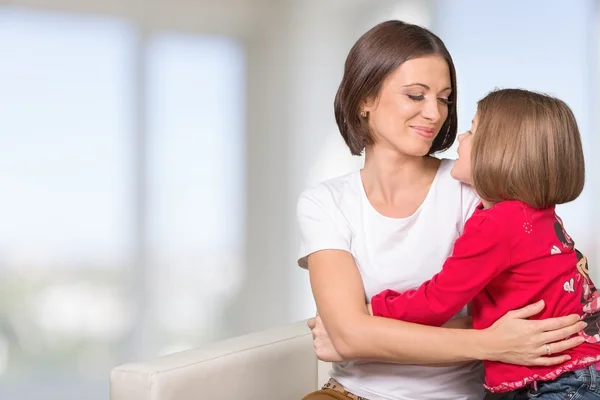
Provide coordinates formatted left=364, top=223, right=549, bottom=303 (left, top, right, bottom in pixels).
left=361, top=146, right=438, bottom=205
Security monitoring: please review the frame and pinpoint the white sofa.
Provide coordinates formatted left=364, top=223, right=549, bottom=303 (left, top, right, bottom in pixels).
left=110, top=320, right=330, bottom=400
left=111, top=321, right=497, bottom=400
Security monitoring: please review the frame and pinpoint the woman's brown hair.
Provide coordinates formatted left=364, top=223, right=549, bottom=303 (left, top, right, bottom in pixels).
left=334, top=20, right=458, bottom=156
left=472, top=88, right=585, bottom=209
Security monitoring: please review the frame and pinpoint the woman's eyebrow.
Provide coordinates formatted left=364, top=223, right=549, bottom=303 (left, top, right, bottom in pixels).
left=402, top=83, right=452, bottom=92
left=402, top=83, right=429, bottom=89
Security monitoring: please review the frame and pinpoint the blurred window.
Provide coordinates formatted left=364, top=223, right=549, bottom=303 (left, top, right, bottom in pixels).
left=0, top=6, right=245, bottom=399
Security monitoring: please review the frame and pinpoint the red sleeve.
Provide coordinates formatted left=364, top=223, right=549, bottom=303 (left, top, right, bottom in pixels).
left=371, top=213, right=510, bottom=327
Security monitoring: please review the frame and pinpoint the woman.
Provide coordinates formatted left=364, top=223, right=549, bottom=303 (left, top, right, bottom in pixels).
left=297, top=21, right=585, bottom=400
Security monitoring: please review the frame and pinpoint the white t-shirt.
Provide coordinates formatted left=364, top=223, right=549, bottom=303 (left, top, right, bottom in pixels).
left=297, top=159, right=484, bottom=400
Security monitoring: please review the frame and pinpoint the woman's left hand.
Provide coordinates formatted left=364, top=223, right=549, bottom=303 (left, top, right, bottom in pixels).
left=307, top=313, right=345, bottom=362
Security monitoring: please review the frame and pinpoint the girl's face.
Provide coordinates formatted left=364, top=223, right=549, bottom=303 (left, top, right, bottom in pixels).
left=451, top=113, right=477, bottom=185
left=362, top=55, right=452, bottom=157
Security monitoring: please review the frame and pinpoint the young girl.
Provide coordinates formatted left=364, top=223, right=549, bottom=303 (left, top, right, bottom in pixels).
left=370, top=88, right=600, bottom=398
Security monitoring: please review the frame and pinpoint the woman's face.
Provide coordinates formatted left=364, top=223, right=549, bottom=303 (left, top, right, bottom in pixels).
left=450, top=113, right=477, bottom=185
left=362, top=55, right=452, bottom=157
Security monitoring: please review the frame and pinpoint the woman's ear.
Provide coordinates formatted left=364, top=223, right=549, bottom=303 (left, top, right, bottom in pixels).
left=362, top=95, right=377, bottom=114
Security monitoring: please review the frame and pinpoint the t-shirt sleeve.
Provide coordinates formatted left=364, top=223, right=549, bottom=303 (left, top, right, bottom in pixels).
left=460, top=183, right=481, bottom=235
left=296, top=188, right=352, bottom=269
left=371, top=212, right=509, bottom=326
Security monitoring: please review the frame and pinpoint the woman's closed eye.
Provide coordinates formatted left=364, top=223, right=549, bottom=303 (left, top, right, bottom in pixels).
left=407, top=94, right=452, bottom=105
left=407, top=94, right=425, bottom=101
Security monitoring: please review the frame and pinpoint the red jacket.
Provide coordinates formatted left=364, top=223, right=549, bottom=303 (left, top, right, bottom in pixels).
left=371, top=200, right=600, bottom=392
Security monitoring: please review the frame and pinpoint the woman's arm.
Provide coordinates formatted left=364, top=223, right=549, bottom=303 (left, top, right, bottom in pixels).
left=309, top=249, right=586, bottom=365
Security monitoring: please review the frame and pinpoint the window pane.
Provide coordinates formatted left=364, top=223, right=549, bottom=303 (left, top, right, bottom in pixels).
left=0, top=7, right=135, bottom=399
left=146, top=35, right=245, bottom=351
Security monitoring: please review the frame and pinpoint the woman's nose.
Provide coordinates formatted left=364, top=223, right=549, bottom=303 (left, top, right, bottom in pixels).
left=457, top=133, right=465, bottom=142
left=421, top=99, right=442, bottom=123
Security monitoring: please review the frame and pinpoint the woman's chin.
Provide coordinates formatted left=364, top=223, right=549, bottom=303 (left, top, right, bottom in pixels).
left=405, top=142, right=432, bottom=157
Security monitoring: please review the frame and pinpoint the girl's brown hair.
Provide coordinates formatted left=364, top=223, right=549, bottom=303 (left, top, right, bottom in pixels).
left=472, top=88, right=585, bottom=209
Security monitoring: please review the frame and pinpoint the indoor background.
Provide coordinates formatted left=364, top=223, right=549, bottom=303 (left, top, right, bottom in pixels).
left=0, top=0, right=598, bottom=398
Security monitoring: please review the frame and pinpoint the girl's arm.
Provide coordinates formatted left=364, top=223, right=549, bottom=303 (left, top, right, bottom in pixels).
left=366, top=303, right=473, bottom=329
left=370, top=213, right=506, bottom=326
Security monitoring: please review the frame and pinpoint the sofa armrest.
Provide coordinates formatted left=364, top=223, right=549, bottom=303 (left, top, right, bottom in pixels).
left=110, top=320, right=325, bottom=400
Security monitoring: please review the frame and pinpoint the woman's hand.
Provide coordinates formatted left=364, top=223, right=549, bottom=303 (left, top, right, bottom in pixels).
left=307, top=314, right=345, bottom=362
left=481, top=300, right=587, bottom=366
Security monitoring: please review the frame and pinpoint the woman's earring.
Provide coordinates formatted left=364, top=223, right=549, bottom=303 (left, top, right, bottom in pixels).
left=360, top=111, right=368, bottom=118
